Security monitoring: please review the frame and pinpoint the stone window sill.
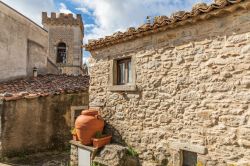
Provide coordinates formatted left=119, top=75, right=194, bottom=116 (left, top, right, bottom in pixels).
left=108, top=85, right=137, bottom=92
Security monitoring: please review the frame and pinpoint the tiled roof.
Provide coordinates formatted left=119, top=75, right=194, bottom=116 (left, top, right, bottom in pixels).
left=0, top=74, right=89, bottom=101
left=85, top=0, right=248, bottom=51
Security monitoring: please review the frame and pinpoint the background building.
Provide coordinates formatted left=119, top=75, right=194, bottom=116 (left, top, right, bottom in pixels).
left=0, top=2, right=49, bottom=82
left=0, top=1, right=85, bottom=82
left=42, top=12, right=85, bottom=75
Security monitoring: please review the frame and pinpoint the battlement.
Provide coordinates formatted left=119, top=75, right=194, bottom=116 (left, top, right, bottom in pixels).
left=42, top=12, right=83, bottom=28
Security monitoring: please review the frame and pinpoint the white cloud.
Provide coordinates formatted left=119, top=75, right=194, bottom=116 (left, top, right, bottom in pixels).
left=75, top=7, right=91, bottom=15
left=1, top=0, right=214, bottom=43
left=85, top=24, right=95, bottom=29
left=59, top=3, right=73, bottom=14
left=1, top=0, right=55, bottom=26
left=1, top=0, right=214, bottom=60
left=72, top=0, right=213, bottom=43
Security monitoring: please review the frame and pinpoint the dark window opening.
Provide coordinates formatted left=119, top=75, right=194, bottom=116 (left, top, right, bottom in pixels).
left=182, top=151, right=197, bottom=166
left=56, top=42, right=67, bottom=64
left=117, top=58, right=132, bottom=85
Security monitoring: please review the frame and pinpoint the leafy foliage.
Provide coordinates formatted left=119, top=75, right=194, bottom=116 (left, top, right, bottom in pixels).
left=71, top=128, right=76, bottom=135
left=127, top=147, right=138, bottom=157
left=92, top=161, right=101, bottom=166
left=94, top=131, right=109, bottom=139
left=95, top=131, right=103, bottom=138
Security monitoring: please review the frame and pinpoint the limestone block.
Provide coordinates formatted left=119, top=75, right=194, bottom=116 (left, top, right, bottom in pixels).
left=147, top=60, right=161, bottom=69
left=137, top=50, right=155, bottom=58
left=163, top=62, right=173, bottom=69
left=227, top=34, right=248, bottom=45
left=175, top=43, right=193, bottom=50
left=241, top=44, right=250, bottom=54
left=93, top=144, right=139, bottom=166
left=219, top=115, right=246, bottom=127
left=240, top=76, right=250, bottom=88
left=195, top=39, right=212, bottom=46
left=197, top=110, right=213, bottom=120
left=115, top=112, right=125, bottom=120
left=227, top=160, right=250, bottom=166
left=158, top=114, right=172, bottom=124
left=176, top=56, right=185, bottom=65
left=169, top=141, right=207, bottom=154
left=238, top=127, right=250, bottom=141
left=229, top=108, right=245, bottom=115
left=238, top=139, right=250, bottom=147
left=161, top=54, right=173, bottom=61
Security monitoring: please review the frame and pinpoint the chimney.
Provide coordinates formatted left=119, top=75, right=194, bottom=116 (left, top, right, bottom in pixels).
left=146, top=16, right=151, bottom=24
left=33, top=67, right=38, bottom=77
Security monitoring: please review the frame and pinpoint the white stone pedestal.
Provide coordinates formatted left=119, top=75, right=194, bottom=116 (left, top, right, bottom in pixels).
left=70, top=140, right=97, bottom=166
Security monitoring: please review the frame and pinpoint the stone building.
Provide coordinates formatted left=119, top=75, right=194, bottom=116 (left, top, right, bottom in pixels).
left=42, top=12, right=84, bottom=75
left=86, top=0, right=250, bottom=166
left=0, top=2, right=50, bottom=81
left=0, top=1, right=85, bottom=82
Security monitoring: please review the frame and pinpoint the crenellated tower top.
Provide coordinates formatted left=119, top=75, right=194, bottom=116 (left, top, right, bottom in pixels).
left=42, top=12, right=83, bottom=32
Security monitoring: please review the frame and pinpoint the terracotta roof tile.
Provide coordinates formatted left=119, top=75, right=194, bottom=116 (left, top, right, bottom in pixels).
left=85, top=0, right=248, bottom=51
left=0, top=74, right=89, bottom=101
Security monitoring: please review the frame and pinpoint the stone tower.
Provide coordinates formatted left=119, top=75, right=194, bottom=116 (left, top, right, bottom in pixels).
left=42, top=12, right=84, bottom=75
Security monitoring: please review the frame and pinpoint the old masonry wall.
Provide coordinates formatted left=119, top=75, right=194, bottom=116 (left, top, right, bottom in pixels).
left=89, top=6, right=250, bottom=166
left=0, top=2, right=49, bottom=82
left=0, top=92, right=88, bottom=157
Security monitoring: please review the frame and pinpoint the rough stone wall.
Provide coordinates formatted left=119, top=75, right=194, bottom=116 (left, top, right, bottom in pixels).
left=0, top=2, right=48, bottom=81
left=0, top=92, right=88, bottom=157
left=89, top=8, right=250, bottom=166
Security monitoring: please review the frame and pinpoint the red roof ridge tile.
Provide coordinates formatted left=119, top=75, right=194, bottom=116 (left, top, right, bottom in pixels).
left=85, top=0, right=248, bottom=51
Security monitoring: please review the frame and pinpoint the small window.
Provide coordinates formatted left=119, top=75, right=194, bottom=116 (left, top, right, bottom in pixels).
left=182, top=151, right=197, bottom=166
left=117, top=58, right=132, bottom=85
left=56, top=42, right=67, bottom=64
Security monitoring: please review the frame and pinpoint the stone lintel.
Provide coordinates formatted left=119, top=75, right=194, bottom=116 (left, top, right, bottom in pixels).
left=169, top=141, right=207, bottom=155
left=107, top=85, right=137, bottom=92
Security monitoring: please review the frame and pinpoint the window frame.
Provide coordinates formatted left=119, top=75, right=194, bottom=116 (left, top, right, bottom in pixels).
left=108, top=56, right=136, bottom=92
left=117, top=58, right=132, bottom=85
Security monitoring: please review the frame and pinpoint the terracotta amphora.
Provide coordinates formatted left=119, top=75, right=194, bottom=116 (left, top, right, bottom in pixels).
left=75, top=109, right=104, bottom=145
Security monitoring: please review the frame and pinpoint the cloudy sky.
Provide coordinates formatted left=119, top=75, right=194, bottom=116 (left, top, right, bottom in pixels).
left=1, top=0, right=213, bottom=61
